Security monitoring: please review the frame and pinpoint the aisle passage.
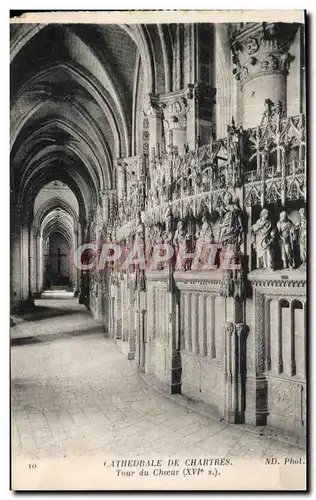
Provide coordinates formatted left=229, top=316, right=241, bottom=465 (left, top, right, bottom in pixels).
left=11, top=296, right=305, bottom=460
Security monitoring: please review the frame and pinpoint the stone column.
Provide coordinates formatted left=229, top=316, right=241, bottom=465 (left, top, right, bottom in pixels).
left=116, top=161, right=127, bottom=201
left=134, top=280, right=146, bottom=371
left=122, top=281, right=129, bottom=341
left=34, top=231, right=42, bottom=296
left=100, top=189, right=109, bottom=225
left=21, top=223, right=30, bottom=301
left=101, top=189, right=118, bottom=228
left=72, top=228, right=78, bottom=295
left=29, top=225, right=36, bottom=297
left=11, top=205, right=34, bottom=311
left=245, top=289, right=268, bottom=426
left=10, top=203, right=23, bottom=311
left=79, top=216, right=87, bottom=244
left=39, top=233, right=45, bottom=292
left=224, top=297, right=247, bottom=424
left=114, top=282, right=122, bottom=339
left=128, top=290, right=136, bottom=360
left=136, top=289, right=147, bottom=372
left=78, top=216, right=90, bottom=307
left=161, top=95, right=190, bottom=154
left=74, top=223, right=81, bottom=297
left=167, top=280, right=182, bottom=394
left=184, top=85, right=197, bottom=151
left=143, top=95, right=163, bottom=160
left=230, top=23, right=298, bottom=129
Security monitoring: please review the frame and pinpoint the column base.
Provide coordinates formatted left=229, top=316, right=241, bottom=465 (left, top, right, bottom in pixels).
left=226, top=409, right=245, bottom=424
left=79, top=292, right=90, bottom=310
left=11, top=297, right=35, bottom=314
left=245, top=376, right=268, bottom=426
left=169, top=351, right=182, bottom=395
left=114, top=319, right=122, bottom=339
left=127, top=330, right=136, bottom=361
left=245, top=410, right=268, bottom=427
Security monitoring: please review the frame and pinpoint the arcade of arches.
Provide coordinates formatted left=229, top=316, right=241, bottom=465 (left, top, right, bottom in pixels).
left=11, top=21, right=306, bottom=441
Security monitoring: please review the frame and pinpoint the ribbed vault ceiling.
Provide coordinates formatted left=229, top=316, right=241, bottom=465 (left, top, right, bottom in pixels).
left=10, top=22, right=172, bottom=222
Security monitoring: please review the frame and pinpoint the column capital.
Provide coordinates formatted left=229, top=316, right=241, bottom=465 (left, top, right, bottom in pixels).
left=230, top=22, right=298, bottom=86
left=100, top=188, right=117, bottom=197
left=225, top=322, right=235, bottom=336
left=115, top=158, right=127, bottom=172
left=143, top=94, right=164, bottom=119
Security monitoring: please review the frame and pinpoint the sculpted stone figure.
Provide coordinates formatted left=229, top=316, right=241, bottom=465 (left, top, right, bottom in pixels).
left=134, top=212, right=146, bottom=290
left=251, top=209, right=276, bottom=270
left=277, top=211, right=296, bottom=270
left=196, top=215, right=214, bottom=245
left=219, top=192, right=244, bottom=251
left=173, top=220, right=190, bottom=270
left=135, top=211, right=145, bottom=246
left=162, top=207, right=173, bottom=246
left=297, top=207, right=307, bottom=267
left=152, top=225, right=164, bottom=270
left=194, top=215, right=214, bottom=267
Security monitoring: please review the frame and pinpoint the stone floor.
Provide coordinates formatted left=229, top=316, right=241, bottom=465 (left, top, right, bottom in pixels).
left=11, top=293, right=306, bottom=461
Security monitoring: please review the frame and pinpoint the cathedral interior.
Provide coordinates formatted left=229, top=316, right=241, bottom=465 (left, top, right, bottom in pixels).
left=10, top=20, right=306, bottom=447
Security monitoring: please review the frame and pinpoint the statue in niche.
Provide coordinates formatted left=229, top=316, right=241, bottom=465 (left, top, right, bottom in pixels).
left=251, top=208, right=276, bottom=270
left=173, top=220, right=191, bottom=270
left=296, top=207, right=307, bottom=267
left=276, top=211, right=296, bottom=270
left=218, top=191, right=244, bottom=252
left=194, top=215, right=215, bottom=268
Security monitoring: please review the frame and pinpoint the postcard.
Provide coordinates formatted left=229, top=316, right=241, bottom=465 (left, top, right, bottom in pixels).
left=10, top=9, right=306, bottom=491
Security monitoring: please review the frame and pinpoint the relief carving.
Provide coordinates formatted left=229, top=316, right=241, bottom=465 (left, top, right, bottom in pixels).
left=270, top=381, right=295, bottom=416
left=245, top=37, right=259, bottom=54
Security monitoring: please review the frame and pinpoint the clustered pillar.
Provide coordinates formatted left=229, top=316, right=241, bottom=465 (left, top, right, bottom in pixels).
left=11, top=203, right=34, bottom=311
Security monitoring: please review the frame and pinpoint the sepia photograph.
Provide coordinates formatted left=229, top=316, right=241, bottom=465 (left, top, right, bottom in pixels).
left=9, top=9, right=307, bottom=491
